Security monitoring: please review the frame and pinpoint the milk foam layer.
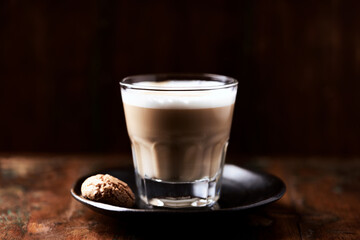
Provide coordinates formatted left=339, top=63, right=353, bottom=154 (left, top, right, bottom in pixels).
left=121, top=80, right=237, bottom=109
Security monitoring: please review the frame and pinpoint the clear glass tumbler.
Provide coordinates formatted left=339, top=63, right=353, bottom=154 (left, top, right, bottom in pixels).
left=120, top=73, right=238, bottom=208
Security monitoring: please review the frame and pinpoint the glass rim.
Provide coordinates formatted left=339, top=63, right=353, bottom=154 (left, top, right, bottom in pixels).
left=120, top=73, right=238, bottom=91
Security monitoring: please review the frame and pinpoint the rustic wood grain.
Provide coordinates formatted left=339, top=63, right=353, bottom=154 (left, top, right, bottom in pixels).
left=0, top=154, right=359, bottom=239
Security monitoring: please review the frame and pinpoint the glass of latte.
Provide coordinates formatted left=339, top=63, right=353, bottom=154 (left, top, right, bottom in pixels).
left=120, top=74, right=238, bottom=208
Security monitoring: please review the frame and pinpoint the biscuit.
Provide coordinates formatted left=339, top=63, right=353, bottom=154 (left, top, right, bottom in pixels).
left=81, top=174, right=135, bottom=208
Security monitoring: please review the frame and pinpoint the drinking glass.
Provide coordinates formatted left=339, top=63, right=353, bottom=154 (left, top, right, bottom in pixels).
left=120, top=73, right=238, bottom=208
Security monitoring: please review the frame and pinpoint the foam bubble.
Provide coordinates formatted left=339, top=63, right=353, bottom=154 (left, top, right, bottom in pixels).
left=121, top=80, right=237, bottom=109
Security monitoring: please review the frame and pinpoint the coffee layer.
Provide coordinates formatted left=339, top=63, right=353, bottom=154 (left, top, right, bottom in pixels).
left=123, top=104, right=234, bottom=181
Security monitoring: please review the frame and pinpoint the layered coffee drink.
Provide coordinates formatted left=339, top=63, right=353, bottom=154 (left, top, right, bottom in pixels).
left=120, top=75, right=237, bottom=208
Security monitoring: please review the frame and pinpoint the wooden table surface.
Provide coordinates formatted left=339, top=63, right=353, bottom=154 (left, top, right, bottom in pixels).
left=0, top=154, right=359, bottom=239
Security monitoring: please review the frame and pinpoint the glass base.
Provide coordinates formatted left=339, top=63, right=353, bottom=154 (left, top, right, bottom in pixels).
left=143, top=195, right=219, bottom=208
left=136, top=172, right=222, bottom=208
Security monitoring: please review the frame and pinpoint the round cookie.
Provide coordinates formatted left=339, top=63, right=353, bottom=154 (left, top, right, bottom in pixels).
left=81, top=174, right=135, bottom=207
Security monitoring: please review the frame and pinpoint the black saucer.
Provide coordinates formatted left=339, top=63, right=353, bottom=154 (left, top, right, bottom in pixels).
left=71, top=164, right=286, bottom=217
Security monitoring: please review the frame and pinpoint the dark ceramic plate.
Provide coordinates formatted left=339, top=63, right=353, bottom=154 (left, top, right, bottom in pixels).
left=71, top=164, right=286, bottom=217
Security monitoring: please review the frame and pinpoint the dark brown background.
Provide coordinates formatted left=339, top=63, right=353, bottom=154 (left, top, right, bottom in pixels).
left=1, top=0, right=359, bottom=156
